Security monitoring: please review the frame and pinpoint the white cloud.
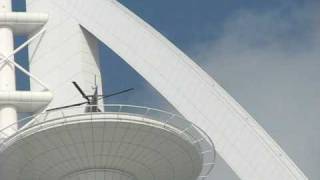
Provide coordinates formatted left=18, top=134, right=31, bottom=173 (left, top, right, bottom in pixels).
left=193, top=1, right=320, bottom=179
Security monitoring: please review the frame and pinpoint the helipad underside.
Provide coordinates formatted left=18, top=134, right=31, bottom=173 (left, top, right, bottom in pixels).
left=0, top=106, right=215, bottom=180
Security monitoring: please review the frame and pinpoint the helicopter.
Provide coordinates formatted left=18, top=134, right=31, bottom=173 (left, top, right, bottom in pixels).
left=47, top=78, right=133, bottom=112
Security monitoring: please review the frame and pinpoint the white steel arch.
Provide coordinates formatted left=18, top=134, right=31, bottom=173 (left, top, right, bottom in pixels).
left=26, top=0, right=308, bottom=179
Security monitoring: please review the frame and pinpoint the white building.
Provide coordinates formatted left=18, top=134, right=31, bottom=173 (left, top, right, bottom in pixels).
left=0, top=0, right=308, bottom=180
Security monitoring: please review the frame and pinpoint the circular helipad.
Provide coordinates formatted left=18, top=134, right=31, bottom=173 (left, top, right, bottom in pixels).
left=0, top=105, right=215, bottom=180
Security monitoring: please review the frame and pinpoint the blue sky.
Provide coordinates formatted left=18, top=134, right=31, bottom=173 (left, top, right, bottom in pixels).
left=12, top=0, right=319, bottom=179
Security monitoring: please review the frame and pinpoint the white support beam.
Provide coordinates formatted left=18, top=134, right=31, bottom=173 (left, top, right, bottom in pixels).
left=0, top=28, right=46, bottom=64
left=7, top=59, right=50, bottom=91
left=0, top=1, right=50, bottom=138
left=0, top=12, right=48, bottom=35
left=0, top=28, right=49, bottom=90
left=0, top=91, right=53, bottom=113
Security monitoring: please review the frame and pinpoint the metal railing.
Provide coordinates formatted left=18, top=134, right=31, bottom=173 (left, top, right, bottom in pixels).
left=0, top=104, right=215, bottom=180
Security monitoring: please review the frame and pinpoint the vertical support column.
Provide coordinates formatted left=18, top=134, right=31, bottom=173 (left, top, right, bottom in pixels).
left=0, top=0, right=17, bottom=136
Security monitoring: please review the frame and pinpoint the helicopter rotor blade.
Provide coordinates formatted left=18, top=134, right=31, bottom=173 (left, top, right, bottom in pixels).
left=72, top=81, right=90, bottom=101
left=100, top=88, right=134, bottom=99
left=47, top=101, right=88, bottom=112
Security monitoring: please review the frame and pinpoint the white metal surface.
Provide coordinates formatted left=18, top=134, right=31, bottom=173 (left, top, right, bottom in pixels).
left=0, top=0, right=17, bottom=136
left=0, top=12, right=48, bottom=35
left=0, top=105, right=215, bottom=180
left=0, top=91, right=53, bottom=112
left=23, top=0, right=309, bottom=179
